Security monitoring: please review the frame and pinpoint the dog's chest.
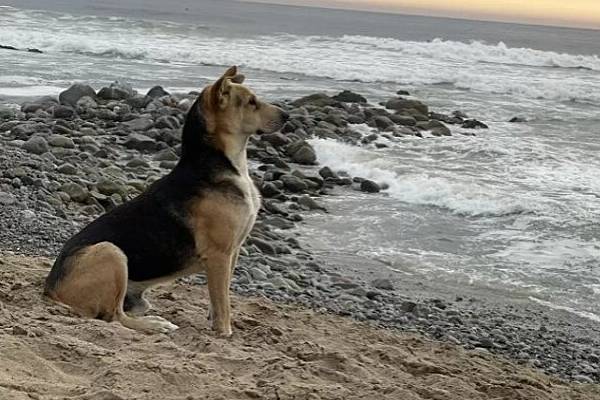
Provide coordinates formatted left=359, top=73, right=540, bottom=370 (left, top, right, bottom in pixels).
left=231, top=172, right=261, bottom=241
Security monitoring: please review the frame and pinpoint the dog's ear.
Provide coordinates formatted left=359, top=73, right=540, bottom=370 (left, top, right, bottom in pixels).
left=231, top=74, right=245, bottom=84
left=212, top=66, right=238, bottom=109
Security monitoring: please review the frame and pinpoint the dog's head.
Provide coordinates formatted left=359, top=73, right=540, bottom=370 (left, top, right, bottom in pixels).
left=200, top=66, right=288, bottom=147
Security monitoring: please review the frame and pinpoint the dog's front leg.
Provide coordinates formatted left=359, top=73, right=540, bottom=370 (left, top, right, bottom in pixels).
left=206, top=251, right=233, bottom=337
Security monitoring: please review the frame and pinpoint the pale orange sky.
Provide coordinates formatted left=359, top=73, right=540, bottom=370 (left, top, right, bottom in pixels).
left=246, top=0, right=600, bottom=29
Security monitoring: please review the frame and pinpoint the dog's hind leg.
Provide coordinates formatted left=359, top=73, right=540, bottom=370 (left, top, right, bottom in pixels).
left=49, top=242, right=177, bottom=333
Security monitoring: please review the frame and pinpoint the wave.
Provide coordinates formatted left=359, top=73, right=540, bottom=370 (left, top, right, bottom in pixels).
left=338, top=36, right=600, bottom=72
left=1, top=7, right=600, bottom=104
left=308, top=138, right=536, bottom=218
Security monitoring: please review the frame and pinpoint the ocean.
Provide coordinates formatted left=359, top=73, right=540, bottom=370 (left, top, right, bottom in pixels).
left=1, top=0, right=599, bottom=321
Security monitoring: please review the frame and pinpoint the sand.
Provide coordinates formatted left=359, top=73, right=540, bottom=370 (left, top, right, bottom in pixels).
left=0, top=254, right=598, bottom=400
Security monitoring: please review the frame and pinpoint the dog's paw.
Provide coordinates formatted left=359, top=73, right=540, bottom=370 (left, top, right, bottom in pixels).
left=140, top=315, right=179, bottom=333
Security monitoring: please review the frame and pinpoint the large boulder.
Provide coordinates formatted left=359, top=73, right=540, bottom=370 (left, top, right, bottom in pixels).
left=59, top=84, right=96, bottom=107
left=146, top=86, right=170, bottom=98
left=385, top=98, right=429, bottom=116
left=98, top=81, right=136, bottom=100
left=286, top=140, right=317, bottom=165
left=291, top=93, right=339, bottom=108
left=22, top=136, right=49, bottom=155
left=332, top=90, right=367, bottom=103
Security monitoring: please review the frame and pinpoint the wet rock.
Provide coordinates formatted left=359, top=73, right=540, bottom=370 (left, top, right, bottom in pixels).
left=146, top=86, right=170, bottom=98
left=59, top=84, right=96, bottom=107
left=297, top=195, right=326, bottom=211
left=247, top=237, right=277, bottom=255
left=385, top=98, right=429, bottom=116
left=98, top=81, right=135, bottom=100
left=126, top=95, right=152, bottom=109
left=22, top=136, right=49, bottom=155
left=281, top=174, right=308, bottom=192
left=76, top=96, right=98, bottom=111
left=286, top=140, right=317, bottom=165
left=260, top=182, right=283, bottom=198
left=52, top=105, right=75, bottom=119
left=291, top=93, right=339, bottom=108
left=417, top=120, right=451, bottom=136
left=371, top=116, right=395, bottom=131
left=332, top=90, right=367, bottom=103
left=48, top=134, right=75, bottom=148
left=390, top=114, right=417, bottom=126
left=371, top=278, right=394, bottom=290
left=0, top=106, right=17, bottom=120
left=318, top=166, right=338, bottom=180
left=462, top=119, right=488, bottom=129
left=510, top=116, right=527, bottom=123
left=124, top=134, right=157, bottom=151
left=261, top=132, right=290, bottom=147
left=124, top=117, right=154, bottom=131
left=60, top=182, right=89, bottom=203
left=360, top=180, right=380, bottom=193
left=153, top=148, right=178, bottom=162
left=155, top=116, right=179, bottom=130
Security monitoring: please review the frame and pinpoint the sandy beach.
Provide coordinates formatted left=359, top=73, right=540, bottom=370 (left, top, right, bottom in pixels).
left=1, top=253, right=598, bottom=400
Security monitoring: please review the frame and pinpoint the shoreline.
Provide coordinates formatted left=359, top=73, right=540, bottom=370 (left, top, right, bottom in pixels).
left=0, top=82, right=599, bottom=385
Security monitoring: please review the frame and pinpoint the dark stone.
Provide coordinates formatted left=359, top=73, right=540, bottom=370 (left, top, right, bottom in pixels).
left=53, top=105, right=75, bottom=119
left=291, top=93, right=339, bottom=108
left=27, top=48, right=43, bottom=53
left=124, top=134, right=156, bottom=151
left=286, top=140, right=317, bottom=165
left=509, top=117, right=527, bottom=123
left=319, top=166, right=338, bottom=180
left=98, top=81, right=135, bottom=100
left=0, top=45, right=18, bottom=51
left=385, top=98, right=429, bottom=116
left=462, top=119, right=488, bottom=129
left=59, top=84, right=96, bottom=107
left=146, top=86, right=170, bottom=98
left=360, top=180, right=380, bottom=193
left=247, top=237, right=277, bottom=255
left=22, top=136, right=49, bottom=155
left=332, top=90, right=367, bottom=103
left=371, top=278, right=394, bottom=290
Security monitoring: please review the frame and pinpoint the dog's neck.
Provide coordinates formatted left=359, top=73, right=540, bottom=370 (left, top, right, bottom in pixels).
left=178, top=97, right=246, bottom=179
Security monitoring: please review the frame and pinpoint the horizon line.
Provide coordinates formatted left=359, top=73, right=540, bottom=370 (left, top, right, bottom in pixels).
left=238, top=0, right=600, bottom=31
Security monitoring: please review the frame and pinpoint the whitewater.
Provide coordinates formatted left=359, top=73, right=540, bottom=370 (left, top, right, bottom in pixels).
left=1, top=4, right=599, bottom=321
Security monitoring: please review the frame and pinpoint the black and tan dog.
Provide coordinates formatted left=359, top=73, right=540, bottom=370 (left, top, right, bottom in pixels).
left=44, top=66, right=289, bottom=337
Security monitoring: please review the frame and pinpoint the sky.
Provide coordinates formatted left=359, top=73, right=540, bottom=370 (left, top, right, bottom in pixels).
left=244, top=0, right=600, bottom=29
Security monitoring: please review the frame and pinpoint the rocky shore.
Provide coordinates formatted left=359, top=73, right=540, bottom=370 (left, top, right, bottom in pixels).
left=1, top=82, right=599, bottom=386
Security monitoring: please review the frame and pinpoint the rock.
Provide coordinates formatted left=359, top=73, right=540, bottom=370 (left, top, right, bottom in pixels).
left=76, top=96, right=98, bottom=111
left=96, top=177, right=126, bottom=196
left=281, top=174, right=308, bottom=193
left=0, top=192, right=16, bottom=205
left=261, top=132, right=290, bottom=147
left=509, top=116, right=527, bottom=123
left=371, top=278, right=394, bottom=290
left=146, top=86, right=170, bottom=98
left=124, top=134, right=157, bottom=151
left=418, top=120, right=451, bottom=136
left=0, top=44, right=18, bottom=50
left=0, top=106, right=17, bottom=120
left=22, top=136, right=49, bottom=155
left=59, top=84, right=96, bottom=107
left=47, top=134, right=75, bottom=148
left=396, top=90, right=410, bottom=96
left=155, top=116, right=179, bottom=130
left=332, top=90, right=367, bottom=103
left=291, top=93, right=339, bottom=108
left=247, top=237, right=277, bottom=255
left=360, top=180, right=380, bottom=193
left=286, top=140, right=317, bottom=165
left=27, top=48, right=43, bottom=53
left=52, top=105, right=75, bottom=119
left=370, top=116, right=395, bottom=131
left=249, top=267, right=268, bottom=281
left=390, top=114, right=417, bottom=126
left=21, top=96, right=59, bottom=113
left=126, top=95, right=152, bottom=109
left=385, top=98, right=428, bottom=116
left=462, top=119, right=488, bottom=129
left=318, top=166, right=338, bottom=180
left=98, top=81, right=135, bottom=100
left=60, top=182, right=89, bottom=203
left=260, top=182, right=283, bottom=198
left=153, top=148, right=178, bottom=162
left=57, top=163, right=78, bottom=175
left=297, top=195, right=326, bottom=211
left=124, top=117, right=154, bottom=131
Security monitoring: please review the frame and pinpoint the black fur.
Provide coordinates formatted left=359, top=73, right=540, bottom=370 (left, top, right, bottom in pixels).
left=44, top=94, right=242, bottom=294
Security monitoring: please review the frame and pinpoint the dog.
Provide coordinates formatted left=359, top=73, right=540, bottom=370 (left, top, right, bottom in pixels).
left=44, top=66, right=289, bottom=337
